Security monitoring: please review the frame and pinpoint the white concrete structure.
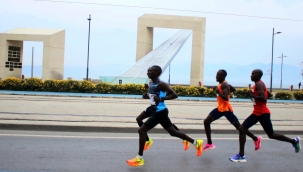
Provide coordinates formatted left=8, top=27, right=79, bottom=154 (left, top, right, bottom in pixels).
left=0, top=28, right=65, bottom=80
left=136, top=14, right=206, bottom=86
left=114, top=29, right=191, bottom=84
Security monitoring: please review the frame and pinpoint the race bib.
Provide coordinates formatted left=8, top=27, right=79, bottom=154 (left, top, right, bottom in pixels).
left=149, top=94, right=156, bottom=105
left=252, top=98, right=256, bottom=105
left=251, top=89, right=256, bottom=105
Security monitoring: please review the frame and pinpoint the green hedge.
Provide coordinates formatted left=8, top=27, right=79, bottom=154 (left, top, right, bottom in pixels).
left=274, top=92, right=293, bottom=100
left=0, top=77, right=302, bottom=100
left=293, top=91, right=303, bottom=100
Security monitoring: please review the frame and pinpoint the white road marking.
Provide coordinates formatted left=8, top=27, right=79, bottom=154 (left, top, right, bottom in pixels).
left=0, top=133, right=270, bottom=140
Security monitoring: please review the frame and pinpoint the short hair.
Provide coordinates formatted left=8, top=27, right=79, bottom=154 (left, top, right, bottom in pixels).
left=152, top=65, right=162, bottom=76
left=254, top=69, right=263, bottom=78
left=219, top=69, right=227, bottom=77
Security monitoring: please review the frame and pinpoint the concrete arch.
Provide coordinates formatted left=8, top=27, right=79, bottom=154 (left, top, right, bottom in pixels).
left=136, top=14, right=206, bottom=86
left=0, top=28, right=65, bottom=80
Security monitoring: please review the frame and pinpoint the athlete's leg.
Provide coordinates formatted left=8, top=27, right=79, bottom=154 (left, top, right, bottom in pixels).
left=238, top=114, right=259, bottom=156
left=259, top=114, right=296, bottom=144
left=136, top=111, right=150, bottom=141
left=161, top=110, right=203, bottom=156
left=233, top=121, right=257, bottom=141
left=172, top=124, right=180, bottom=130
left=166, top=125, right=195, bottom=141
left=204, top=108, right=221, bottom=145
left=137, top=111, right=160, bottom=156
left=204, top=114, right=216, bottom=144
left=138, top=125, right=150, bottom=156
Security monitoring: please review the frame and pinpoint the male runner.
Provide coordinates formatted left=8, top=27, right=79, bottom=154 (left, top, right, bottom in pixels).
left=203, top=70, right=261, bottom=151
left=126, top=65, right=203, bottom=167
left=229, top=69, right=301, bottom=162
left=136, top=83, right=188, bottom=151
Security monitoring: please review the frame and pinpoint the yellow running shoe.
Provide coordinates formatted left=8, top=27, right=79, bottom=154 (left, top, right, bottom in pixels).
left=144, top=138, right=153, bottom=150
left=126, top=156, right=144, bottom=167
left=182, top=140, right=190, bottom=150
left=195, top=139, right=203, bottom=157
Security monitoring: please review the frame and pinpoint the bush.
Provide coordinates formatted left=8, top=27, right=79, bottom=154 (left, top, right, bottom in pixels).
left=196, top=87, right=206, bottom=97
left=0, top=80, right=4, bottom=90
left=43, top=80, right=60, bottom=92
left=267, top=91, right=273, bottom=99
left=123, top=84, right=145, bottom=94
left=203, top=88, right=216, bottom=97
left=171, top=85, right=187, bottom=96
left=2, top=77, right=23, bottom=90
left=274, top=92, right=293, bottom=100
left=293, top=91, right=303, bottom=100
left=64, top=80, right=81, bottom=92
left=22, top=78, right=44, bottom=91
left=95, top=83, right=111, bottom=94
left=184, top=86, right=200, bottom=97
left=234, top=88, right=250, bottom=98
left=79, top=80, right=96, bottom=93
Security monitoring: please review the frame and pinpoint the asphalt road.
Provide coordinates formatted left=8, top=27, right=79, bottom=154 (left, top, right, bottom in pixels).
left=0, top=130, right=302, bottom=172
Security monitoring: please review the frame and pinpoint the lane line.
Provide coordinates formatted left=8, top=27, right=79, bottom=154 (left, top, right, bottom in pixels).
left=0, top=134, right=271, bottom=140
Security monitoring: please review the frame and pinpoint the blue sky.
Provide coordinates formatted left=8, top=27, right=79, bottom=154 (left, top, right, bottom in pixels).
left=1, top=0, right=303, bottom=87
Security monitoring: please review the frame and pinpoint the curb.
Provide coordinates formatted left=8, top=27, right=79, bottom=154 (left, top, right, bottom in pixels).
left=1, top=124, right=302, bottom=135
left=1, top=92, right=303, bottom=104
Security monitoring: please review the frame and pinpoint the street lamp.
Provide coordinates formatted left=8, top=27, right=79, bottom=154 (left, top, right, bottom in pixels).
left=270, top=28, right=281, bottom=92
left=278, top=54, right=287, bottom=90
left=31, top=47, right=34, bottom=78
left=86, top=14, right=91, bottom=81
left=168, top=63, right=171, bottom=85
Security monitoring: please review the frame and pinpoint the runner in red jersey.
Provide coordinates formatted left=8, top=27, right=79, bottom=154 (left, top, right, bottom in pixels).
left=203, top=69, right=261, bottom=152
left=230, top=69, right=301, bottom=163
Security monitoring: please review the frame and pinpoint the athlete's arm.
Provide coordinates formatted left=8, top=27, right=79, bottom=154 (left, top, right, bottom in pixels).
left=142, top=83, right=149, bottom=99
left=216, top=82, right=229, bottom=101
left=229, top=84, right=236, bottom=93
left=153, top=82, right=178, bottom=102
left=249, top=82, right=267, bottom=102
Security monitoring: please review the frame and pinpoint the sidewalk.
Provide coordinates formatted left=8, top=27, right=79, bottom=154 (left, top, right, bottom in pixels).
left=0, top=90, right=302, bottom=134
left=1, top=90, right=303, bottom=104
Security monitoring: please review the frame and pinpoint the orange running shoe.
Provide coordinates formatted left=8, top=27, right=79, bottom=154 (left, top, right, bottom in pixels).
left=195, top=139, right=203, bottom=156
left=144, top=138, right=153, bottom=150
left=182, top=140, right=190, bottom=150
left=126, top=156, right=144, bottom=167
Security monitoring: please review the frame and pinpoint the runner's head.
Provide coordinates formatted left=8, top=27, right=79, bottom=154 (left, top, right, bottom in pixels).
left=147, top=65, right=162, bottom=79
left=251, top=69, right=263, bottom=82
left=216, top=69, right=227, bottom=82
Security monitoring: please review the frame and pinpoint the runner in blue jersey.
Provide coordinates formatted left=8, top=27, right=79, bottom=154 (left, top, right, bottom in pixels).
left=126, top=65, right=203, bottom=167
left=136, top=83, right=184, bottom=151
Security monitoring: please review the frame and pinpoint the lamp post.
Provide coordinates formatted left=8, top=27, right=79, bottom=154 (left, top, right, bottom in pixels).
left=168, top=63, right=171, bottom=85
left=86, top=14, right=91, bottom=81
left=278, top=54, right=287, bottom=90
left=31, top=47, right=34, bottom=78
left=269, top=28, right=281, bottom=92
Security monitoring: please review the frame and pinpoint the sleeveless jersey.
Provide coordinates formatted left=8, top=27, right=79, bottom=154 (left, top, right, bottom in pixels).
left=149, top=79, right=166, bottom=112
left=251, top=80, right=270, bottom=115
left=217, top=81, right=233, bottom=112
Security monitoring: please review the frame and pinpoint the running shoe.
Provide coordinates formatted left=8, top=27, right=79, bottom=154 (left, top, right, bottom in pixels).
left=294, top=136, right=301, bottom=153
left=254, top=136, right=262, bottom=151
left=144, top=138, right=153, bottom=150
left=182, top=140, right=190, bottom=150
left=229, top=154, right=246, bottom=162
left=126, top=156, right=144, bottom=167
left=203, top=143, right=215, bottom=151
left=195, top=139, right=203, bottom=156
